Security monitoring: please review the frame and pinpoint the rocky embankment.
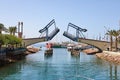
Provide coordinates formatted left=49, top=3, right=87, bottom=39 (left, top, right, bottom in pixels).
left=83, top=48, right=99, bottom=55
left=96, top=51, right=120, bottom=64
left=26, top=46, right=40, bottom=54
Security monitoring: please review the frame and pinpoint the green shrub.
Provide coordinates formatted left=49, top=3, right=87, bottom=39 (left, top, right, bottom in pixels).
left=0, top=34, right=22, bottom=45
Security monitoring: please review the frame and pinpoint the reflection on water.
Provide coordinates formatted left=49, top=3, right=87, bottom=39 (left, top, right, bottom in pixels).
left=0, top=47, right=120, bottom=80
left=109, top=64, right=118, bottom=80
left=115, top=66, right=118, bottom=80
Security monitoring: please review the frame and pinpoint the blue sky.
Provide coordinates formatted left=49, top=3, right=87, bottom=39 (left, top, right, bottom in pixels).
left=0, top=0, right=120, bottom=42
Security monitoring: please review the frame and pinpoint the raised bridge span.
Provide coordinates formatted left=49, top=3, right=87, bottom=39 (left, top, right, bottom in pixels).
left=22, top=20, right=110, bottom=51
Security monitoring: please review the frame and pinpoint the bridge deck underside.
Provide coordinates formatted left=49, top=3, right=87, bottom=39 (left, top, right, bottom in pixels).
left=23, top=37, right=46, bottom=47
left=78, top=38, right=110, bottom=51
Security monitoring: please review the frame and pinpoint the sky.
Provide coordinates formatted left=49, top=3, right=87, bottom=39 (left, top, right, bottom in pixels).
left=0, top=0, right=120, bottom=42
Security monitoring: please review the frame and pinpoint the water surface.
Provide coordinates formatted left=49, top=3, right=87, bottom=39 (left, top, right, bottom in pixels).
left=0, top=46, right=120, bottom=80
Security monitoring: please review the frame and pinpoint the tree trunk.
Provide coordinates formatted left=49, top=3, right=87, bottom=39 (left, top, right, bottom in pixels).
left=0, top=30, right=2, bottom=34
left=115, top=36, right=117, bottom=51
left=110, top=35, right=113, bottom=51
left=13, top=32, right=15, bottom=36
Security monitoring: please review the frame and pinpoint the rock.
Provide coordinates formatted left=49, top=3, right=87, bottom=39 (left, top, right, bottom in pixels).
left=96, top=51, right=120, bottom=65
left=26, top=46, right=40, bottom=54
left=83, top=48, right=99, bottom=55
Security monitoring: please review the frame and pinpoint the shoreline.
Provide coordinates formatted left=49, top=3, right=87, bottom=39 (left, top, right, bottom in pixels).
left=82, top=48, right=99, bottom=55
left=96, top=51, right=120, bottom=65
left=0, top=51, right=26, bottom=67
left=0, top=46, right=40, bottom=67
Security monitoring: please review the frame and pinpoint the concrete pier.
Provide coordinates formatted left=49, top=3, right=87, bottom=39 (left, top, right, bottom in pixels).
left=44, top=49, right=53, bottom=56
left=70, top=50, right=80, bottom=56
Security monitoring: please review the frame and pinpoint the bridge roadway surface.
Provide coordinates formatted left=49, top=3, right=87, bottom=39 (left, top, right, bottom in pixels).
left=23, top=37, right=110, bottom=51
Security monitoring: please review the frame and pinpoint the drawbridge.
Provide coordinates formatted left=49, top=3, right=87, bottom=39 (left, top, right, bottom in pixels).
left=63, top=23, right=87, bottom=41
left=39, top=19, right=60, bottom=41
left=23, top=19, right=60, bottom=46
left=63, top=23, right=110, bottom=51
left=23, top=21, right=110, bottom=51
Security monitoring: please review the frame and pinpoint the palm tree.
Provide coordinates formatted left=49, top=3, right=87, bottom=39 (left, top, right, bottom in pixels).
left=9, top=27, right=13, bottom=35
left=0, top=23, right=4, bottom=34
left=12, top=26, right=17, bottom=36
left=112, top=30, right=120, bottom=51
left=106, top=30, right=114, bottom=51
left=9, top=26, right=17, bottom=36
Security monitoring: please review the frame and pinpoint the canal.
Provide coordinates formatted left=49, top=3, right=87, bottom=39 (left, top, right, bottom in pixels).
left=0, top=44, right=120, bottom=80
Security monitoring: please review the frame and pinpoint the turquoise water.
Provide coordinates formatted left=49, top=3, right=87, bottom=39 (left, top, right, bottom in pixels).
left=0, top=46, right=120, bottom=80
